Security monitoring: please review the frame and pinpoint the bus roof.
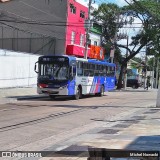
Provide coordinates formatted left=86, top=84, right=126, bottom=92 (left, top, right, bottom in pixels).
left=88, top=59, right=115, bottom=66
left=39, top=55, right=115, bottom=66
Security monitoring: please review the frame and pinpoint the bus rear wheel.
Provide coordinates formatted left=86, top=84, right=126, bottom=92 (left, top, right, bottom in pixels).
left=74, top=87, right=81, bottom=100
left=96, top=85, right=104, bottom=97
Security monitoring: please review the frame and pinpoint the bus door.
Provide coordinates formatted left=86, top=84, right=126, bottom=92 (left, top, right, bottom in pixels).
left=106, top=66, right=115, bottom=90
left=68, top=60, right=76, bottom=95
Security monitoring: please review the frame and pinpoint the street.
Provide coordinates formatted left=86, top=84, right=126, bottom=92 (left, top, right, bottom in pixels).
left=0, top=89, right=159, bottom=159
left=0, top=0, right=160, bottom=159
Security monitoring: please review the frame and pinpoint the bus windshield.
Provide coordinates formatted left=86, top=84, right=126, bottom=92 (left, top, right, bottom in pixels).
left=39, top=63, right=69, bottom=81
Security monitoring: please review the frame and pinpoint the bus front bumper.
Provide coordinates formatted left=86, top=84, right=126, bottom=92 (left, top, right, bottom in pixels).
left=37, top=87, right=68, bottom=96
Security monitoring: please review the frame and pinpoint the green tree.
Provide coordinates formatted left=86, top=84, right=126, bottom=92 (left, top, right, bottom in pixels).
left=93, top=0, right=160, bottom=89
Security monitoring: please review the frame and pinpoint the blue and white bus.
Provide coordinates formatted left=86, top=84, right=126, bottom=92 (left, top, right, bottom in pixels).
left=35, top=55, right=116, bottom=99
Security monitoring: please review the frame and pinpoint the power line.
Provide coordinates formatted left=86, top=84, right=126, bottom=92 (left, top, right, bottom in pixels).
left=124, top=0, right=160, bottom=24
left=0, top=19, right=96, bottom=27
left=0, top=21, right=54, bottom=38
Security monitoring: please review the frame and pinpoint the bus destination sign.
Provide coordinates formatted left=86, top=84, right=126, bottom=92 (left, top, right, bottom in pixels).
left=39, top=57, right=68, bottom=62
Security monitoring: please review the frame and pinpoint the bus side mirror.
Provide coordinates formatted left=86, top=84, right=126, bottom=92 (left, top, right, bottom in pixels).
left=34, top=62, right=38, bottom=73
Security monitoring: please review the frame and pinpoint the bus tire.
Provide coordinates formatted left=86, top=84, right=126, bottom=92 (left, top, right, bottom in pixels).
left=74, top=87, right=81, bottom=100
left=49, top=95, right=56, bottom=99
left=97, top=85, right=104, bottom=97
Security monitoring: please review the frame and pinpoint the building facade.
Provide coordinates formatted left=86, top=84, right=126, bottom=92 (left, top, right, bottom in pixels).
left=0, top=0, right=106, bottom=88
left=66, top=0, right=89, bottom=57
left=0, top=0, right=90, bottom=56
left=0, top=0, right=68, bottom=55
left=0, top=0, right=104, bottom=58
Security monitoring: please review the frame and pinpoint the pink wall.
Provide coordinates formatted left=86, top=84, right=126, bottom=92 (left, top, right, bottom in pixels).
left=65, top=0, right=88, bottom=49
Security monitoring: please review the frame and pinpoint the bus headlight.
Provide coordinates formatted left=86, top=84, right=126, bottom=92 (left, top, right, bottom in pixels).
left=59, top=85, right=68, bottom=89
left=38, top=83, right=48, bottom=88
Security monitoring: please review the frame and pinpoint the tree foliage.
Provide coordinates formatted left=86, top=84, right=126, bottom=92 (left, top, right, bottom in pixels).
left=93, top=0, right=160, bottom=89
left=93, top=3, right=120, bottom=44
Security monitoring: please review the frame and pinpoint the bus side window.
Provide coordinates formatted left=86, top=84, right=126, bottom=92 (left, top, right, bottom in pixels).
left=77, top=68, right=83, bottom=76
left=111, top=66, right=115, bottom=76
left=107, top=66, right=110, bottom=76
left=94, top=65, right=98, bottom=76
left=105, top=66, right=108, bottom=76
left=77, top=61, right=83, bottom=76
left=98, top=65, right=101, bottom=76
left=83, top=63, right=87, bottom=76
left=100, top=65, right=104, bottom=76
left=103, top=66, right=107, bottom=76
left=83, top=63, right=87, bottom=70
left=84, top=70, right=89, bottom=76
left=89, top=63, right=94, bottom=76
left=83, top=63, right=92, bottom=77
left=107, top=66, right=115, bottom=77
left=90, top=64, right=95, bottom=70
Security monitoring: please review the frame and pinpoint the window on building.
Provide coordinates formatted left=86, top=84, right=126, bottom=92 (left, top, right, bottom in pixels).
left=94, top=41, right=98, bottom=46
left=80, top=11, right=85, bottom=18
left=71, top=31, right=75, bottom=44
left=80, top=34, right=84, bottom=46
left=70, top=4, right=76, bottom=14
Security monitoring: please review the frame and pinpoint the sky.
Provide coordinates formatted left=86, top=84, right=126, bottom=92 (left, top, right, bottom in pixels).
left=97, top=0, right=128, bottom=7
left=81, top=0, right=128, bottom=7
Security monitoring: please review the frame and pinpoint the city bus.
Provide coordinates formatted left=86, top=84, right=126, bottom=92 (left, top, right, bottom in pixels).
left=34, top=55, right=116, bottom=100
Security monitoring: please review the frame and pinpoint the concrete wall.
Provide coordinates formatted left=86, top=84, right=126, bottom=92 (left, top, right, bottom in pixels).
left=0, top=0, right=67, bottom=55
left=0, top=49, right=40, bottom=88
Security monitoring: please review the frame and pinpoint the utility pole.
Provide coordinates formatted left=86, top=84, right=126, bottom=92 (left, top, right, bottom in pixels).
left=84, top=0, right=92, bottom=59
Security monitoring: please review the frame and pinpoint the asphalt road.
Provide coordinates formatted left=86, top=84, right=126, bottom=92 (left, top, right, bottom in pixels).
left=0, top=89, right=157, bottom=159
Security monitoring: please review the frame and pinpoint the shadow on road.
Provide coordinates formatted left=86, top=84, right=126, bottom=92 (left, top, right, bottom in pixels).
left=110, top=89, right=150, bottom=92
left=7, top=94, right=107, bottom=102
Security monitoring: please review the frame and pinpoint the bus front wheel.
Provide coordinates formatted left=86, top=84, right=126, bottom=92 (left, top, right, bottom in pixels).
left=74, top=87, right=81, bottom=100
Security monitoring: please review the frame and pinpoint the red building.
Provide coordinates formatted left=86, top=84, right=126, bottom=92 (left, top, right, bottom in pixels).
left=66, top=0, right=89, bottom=57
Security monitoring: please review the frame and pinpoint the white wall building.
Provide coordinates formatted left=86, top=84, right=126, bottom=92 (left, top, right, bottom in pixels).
left=0, top=49, right=39, bottom=88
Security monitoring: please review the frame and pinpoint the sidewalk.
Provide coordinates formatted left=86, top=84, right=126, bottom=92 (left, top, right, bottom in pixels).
left=0, top=86, right=46, bottom=104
